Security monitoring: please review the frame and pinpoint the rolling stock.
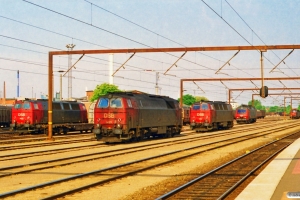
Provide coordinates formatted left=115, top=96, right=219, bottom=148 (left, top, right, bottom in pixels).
left=93, top=91, right=182, bottom=143
left=256, top=110, right=266, bottom=119
left=235, top=104, right=257, bottom=124
left=10, top=99, right=94, bottom=134
left=0, top=105, right=12, bottom=127
left=189, top=101, right=234, bottom=132
left=182, top=105, right=190, bottom=125
left=290, top=109, right=300, bottom=119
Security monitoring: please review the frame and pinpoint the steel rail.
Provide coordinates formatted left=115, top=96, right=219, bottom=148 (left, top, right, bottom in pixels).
left=0, top=122, right=297, bottom=199
left=156, top=132, right=299, bottom=200
left=0, top=122, right=280, bottom=177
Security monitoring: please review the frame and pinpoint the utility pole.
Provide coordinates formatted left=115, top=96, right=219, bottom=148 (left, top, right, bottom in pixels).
left=66, top=44, right=75, bottom=100
left=155, top=72, right=159, bottom=95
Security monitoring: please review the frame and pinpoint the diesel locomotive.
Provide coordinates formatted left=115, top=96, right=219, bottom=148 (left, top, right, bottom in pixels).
left=10, top=99, right=94, bottom=134
left=189, top=101, right=234, bottom=132
left=290, top=109, right=300, bottom=119
left=93, top=91, right=182, bottom=143
left=235, top=104, right=257, bottom=124
left=0, top=105, right=12, bottom=127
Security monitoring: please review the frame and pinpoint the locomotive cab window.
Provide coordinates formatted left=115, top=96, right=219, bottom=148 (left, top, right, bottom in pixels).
left=34, top=103, right=39, bottom=110
left=192, top=104, right=200, bottom=110
left=210, top=104, right=215, bottom=110
left=110, top=98, right=122, bottom=108
left=98, top=98, right=109, bottom=108
left=237, top=109, right=246, bottom=114
left=201, top=104, right=209, bottom=110
left=23, top=102, right=31, bottom=110
left=14, top=103, right=21, bottom=109
left=127, top=99, right=132, bottom=108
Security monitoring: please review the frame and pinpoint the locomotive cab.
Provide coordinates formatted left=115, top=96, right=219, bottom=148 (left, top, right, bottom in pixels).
left=93, top=96, right=128, bottom=142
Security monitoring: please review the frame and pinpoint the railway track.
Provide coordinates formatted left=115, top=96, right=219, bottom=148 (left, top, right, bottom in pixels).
left=0, top=119, right=289, bottom=152
left=0, top=120, right=299, bottom=199
left=156, top=132, right=300, bottom=199
left=0, top=119, right=294, bottom=160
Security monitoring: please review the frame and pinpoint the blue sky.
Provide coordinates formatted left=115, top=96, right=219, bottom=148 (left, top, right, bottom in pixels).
left=0, top=0, right=299, bottom=106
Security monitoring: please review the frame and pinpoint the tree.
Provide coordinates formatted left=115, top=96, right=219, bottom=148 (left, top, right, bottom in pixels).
left=248, top=100, right=262, bottom=108
left=178, top=94, right=196, bottom=106
left=90, top=83, right=121, bottom=102
left=195, top=96, right=209, bottom=102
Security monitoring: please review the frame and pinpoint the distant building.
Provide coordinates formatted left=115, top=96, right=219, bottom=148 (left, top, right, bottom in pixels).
left=230, top=99, right=239, bottom=109
left=0, top=98, right=16, bottom=105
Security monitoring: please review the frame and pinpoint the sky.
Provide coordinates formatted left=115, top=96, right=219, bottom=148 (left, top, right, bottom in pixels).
left=0, top=0, right=300, bottom=106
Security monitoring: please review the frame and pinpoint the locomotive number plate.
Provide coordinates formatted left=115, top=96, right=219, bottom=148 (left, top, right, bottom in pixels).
left=18, top=113, right=25, bottom=116
left=104, top=113, right=115, bottom=118
left=196, top=113, right=204, bottom=116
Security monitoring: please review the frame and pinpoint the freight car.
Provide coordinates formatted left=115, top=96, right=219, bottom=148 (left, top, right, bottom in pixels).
left=235, top=104, right=257, bottom=124
left=182, top=104, right=190, bottom=125
left=256, top=110, right=266, bottom=119
left=189, top=101, right=234, bottom=132
left=0, top=105, right=12, bottom=127
left=93, top=91, right=182, bottom=143
left=290, top=109, right=300, bottom=119
left=10, top=99, right=94, bottom=134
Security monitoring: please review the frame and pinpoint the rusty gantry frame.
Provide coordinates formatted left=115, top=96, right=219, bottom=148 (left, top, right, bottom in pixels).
left=227, top=88, right=300, bottom=105
left=48, top=45, right=300, bottom=140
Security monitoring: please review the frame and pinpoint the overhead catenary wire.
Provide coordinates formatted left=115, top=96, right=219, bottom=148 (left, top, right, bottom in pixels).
left=1, top=1, right=293, bottom=104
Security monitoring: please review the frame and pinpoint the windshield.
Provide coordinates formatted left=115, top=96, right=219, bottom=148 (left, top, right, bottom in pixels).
left=237, top=109, right=246, bottom=114
left=97, top=98, right=123, bottom=108
left=110, top=98, right=122, bottom=108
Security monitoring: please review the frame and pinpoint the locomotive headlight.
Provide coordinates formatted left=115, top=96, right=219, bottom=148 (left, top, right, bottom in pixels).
left=116, top=123, right=123, bottom=129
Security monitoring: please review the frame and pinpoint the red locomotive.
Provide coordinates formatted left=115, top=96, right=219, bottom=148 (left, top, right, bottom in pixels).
left=10, top=99, right=93, bottom=134
left=290, top=109, right=300, bottom=119
left=93, top=91, right=182, bottom=143
left=189, top=101, right=234, bottom=132
left=0, top=105, right=12, bottom=127
left=235, top=104, right=257, bottom=124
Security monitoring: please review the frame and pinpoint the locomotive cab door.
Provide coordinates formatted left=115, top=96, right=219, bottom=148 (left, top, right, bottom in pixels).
left=129, top=98, right=139, bottom=128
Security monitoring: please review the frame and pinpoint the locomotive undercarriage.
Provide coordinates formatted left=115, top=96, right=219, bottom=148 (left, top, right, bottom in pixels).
left=11, top=123, right=94, bottom=134
left=94, top=126, right=181, bottom=143
left=191, top=121, right=233, bottom=132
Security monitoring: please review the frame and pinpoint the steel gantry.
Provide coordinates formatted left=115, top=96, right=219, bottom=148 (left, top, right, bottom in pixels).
left=48, top=44, right=300, bottom=140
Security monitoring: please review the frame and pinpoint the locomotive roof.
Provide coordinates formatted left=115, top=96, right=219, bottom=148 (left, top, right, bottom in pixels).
left=105, top=91, right=176, bottom=100
left=193, top=101, right=227, bottom=104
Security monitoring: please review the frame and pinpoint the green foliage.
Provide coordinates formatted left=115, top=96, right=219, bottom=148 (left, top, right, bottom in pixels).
left=178, top=94, right=196, bottom=106
left=178, top=94, right=209, bottom=106
left=248, top=100, right=266, bottom=110
left=195, top=96, right=209, bottom=102
left=286, top=105, right=292, bottom=114
left=90, top=83, right=121, bottom=102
